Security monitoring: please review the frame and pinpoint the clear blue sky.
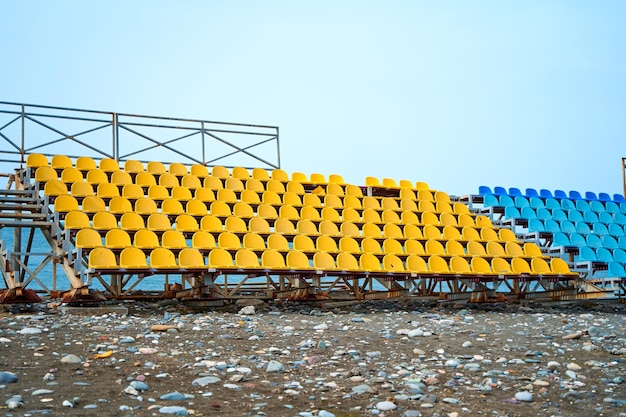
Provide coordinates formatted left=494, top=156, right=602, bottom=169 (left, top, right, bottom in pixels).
left=2, top=1, right=625, bottom=197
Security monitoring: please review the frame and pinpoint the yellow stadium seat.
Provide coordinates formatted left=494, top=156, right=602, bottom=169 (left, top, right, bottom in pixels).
left=299, top=205, right=319, bottom=221
left=400, top=199, right=418, bottom=212
left=111, top=170, right=132, bottom=186
left=293, top=234, right=315, bottom=252
left=382, top=178, right=398, bottom=189
left=210, top=201, right=232, bottom=217
left=287, top=250, right=312, bottom=270
left=499, top=228, right=517, bottom=242
left=362, top=208, right=381, bottom=223
left=381, top=198, right=399, bottom=211
left=401, top=211, right=420, bottom=225
left=436, top=201, right=453, bottom=213
left=122, top=184, right=145, bottom=200
left=486, top=241, right=506, bottom=257
left=64, top=210, right=90, bottom=231
left=278, top=205, right=298, bottom=220
left=505, top=241, right=524, bottom=257
left=339, top=236, right=360, bottom=253
left=365, top=176, right=380, bottom=187
left=343, top=195, right=362, bottom=210
left=341, top=208, right=360, bottom=223
left=475, top=215, right=493, bottom=228
left=405, top=239, right=425, bottom=255
left=511, top=257, right=532, bottom=274
left=233, top=202, right=254, bottom=219
left=480, top=227, right=499, bottom=241
left=461, top=226, right=481, bottom=241
left=383, top=223, right=403, bottom=239
left=435, top=191, right=451, bottom=203
left=286, top=181, right=305, bottom=195
left=450, top=256, right=471, bottom=274
left=225, top=177, right=244, bottom=192
left=190, top=164, right=209, bottom=178
left=345, top=184, right=363, bottom=197
left=86, top=169, right=109, bottom=186
left=383, top=254, right=405, bottom=273
left=457, top=214, right=475, bottom=227
left=291, top=172, right=307, bottom=182
left=314, top=251, right=338, bottom=271
left=428, top=255, right=450, bottom=274
left=159, top=173, right=180, bottom=189
left=439, top=212, right=457, bottom=226
left=175, top=214, right=199, bottom=232
left=99, top=158, right=120, bottom=173
left=26, top=153, right=48, bottom=169
left=551, top=258, right=575, bottom=275
left=212, top=165, right=230, bottom=179
left=123, top=160, right=144, bottom=173
left=422, top=225, right=441, bottom=239
left=340, top=221, right=361, bottom=237
left=169, top=162, right=189, bottom=177
left=218, top=231, right=241, bottom=250
left=135, top=172, right=157, bottom=187
left=360, top=253, right=382, bottom=272
left=319, top=220, right=340, bottom=236
left=150, top=248, right=178, bottom=269
left=134, top=197, right=158, bottom=215
left=297, top=219, right=319, bottom=235
left=231, top=166, right=250, bottom=180
left=453, top=202, right=471, bottom=215
left=181, top=174, right=202, bottom=190
left=466, top=241, right=487, bottom=257
left=120, top=212, right=145, bottom=231
left=105, top=228, right=132, bottom=249
left=51, top=154, right=72, bottom=170
left=88, top=247, right=117, bottom=269
left=262, top=249, right=288, bottom=269
left=524, top=242, right=544, bottom=258
left=186, top=200, right=208, bottom=217
left=446, top=240, right=465, bottom=256
left=531, top=257, right=553, bottom=275
left=273, top=218, right=295, bottom=235
left=328, top=174, right=345, bottom=184
left=362, top=237, right=382, bottom=254
left=415, top=181, right=430, bottom=190
left=406, top=255, right=428, bottom=274
left=417, top=189, right=434, bottom=202
left=236, top=249, right=262, bottom=268
left=193, top=188, right=215, bottom=203
left=323, top=194, right=343, bottom=209
left=200, top=215, right=223, bottom=232
left=71, top=181, right=94, bottom=198
left=134, top=229, right=160, bottom=249
left=267, top=233, right=290, bottom=251
left=161, top=230, right=188, bottom=249
left=172, top=185, right=193, bottom=202
left=209, top=248, right=234, bottom=268
left=76, top=229, right=103, bottom=249
left=147, top=161, right=166, bottom=175
left=243, top=232, right=266, bottom=251
left=303, top=193, right=323, bottom=208
left=92, top=211, right=118, bottom=231
left=442, top=225, right=461, bottom=241
left=252, top=167, right=270, bottom=181
left=245, top=179, right=264, bottom=194
left=192, top=231, right=216, bottom=251
left=326, top=182, right=344, bottom=196
left=471, top=257, right=492, bottom=274
left=316, top=235, right=338, bottom=252
left=256, top=203, right=278, bottom=219
left=147, top=213, right=172, bottom=231
left=383, top=238, right=404, bottom=254
left=44, top=180, right=68, bottom=197
left=52, top=195, right=78, bottom=214
left=217, top=188, right=238, bottom=203
left=425, top=239, right=445, bottom=256
left=362, top=196, right=380, bottom=210
left=225, top=216, right=248, bottom=234
left=421, top=211, right=439, bottom=225
left=362, top=222, right=382, bottom=238
left=418, top=200, right=435, bottom=212
left=321, top=207, right=340, bottom=222
left=309, top=173, right=326, bottom=184
left=403, top=224, right=423, bottom=239
left=382, top=210, right=401, bottom=224
left=491, top=257, right=513, bottom=275
left=261, top=190, right=282, bottom=206
left=178, top=248, right=206, bottom=269
left=162, top=198, right=185, bottom=216
left=61, top=168, right=83, bottom=184
left=266, top=180, right=285, bottom=194
left=337, top=252, right=362, bottom=271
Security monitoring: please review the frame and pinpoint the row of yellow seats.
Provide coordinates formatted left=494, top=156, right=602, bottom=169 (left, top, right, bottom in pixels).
left=87, top=245, right=575, bottom=278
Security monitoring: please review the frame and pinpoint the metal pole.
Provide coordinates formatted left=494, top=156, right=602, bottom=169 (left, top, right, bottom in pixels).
left=201, top=121, right=206, bottom=164
left=20, top=105, right=25, bottom=165
left=276, top=127, right=281, bottom=168
left=114, top=113, right=119, bottom=161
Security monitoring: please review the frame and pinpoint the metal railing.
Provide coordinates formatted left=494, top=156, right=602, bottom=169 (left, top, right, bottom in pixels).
left=0, top=101, right=280, bottom=171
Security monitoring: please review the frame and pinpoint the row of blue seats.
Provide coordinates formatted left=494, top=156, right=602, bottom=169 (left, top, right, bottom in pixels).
left=484, top=194, right=626, bottom=214
left=552, top=232, right=626, bottom=250
left=505, top=206, right=626, bottom=226
left=479, top=186, right=625, bottom=203
left=572, top=248, right=626, bottom=279
left=529, top=218, right=626, bottom=237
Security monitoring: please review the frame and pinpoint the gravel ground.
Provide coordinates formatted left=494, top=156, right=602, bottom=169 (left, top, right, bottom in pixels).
left=0, top=299, right=624, bottom=417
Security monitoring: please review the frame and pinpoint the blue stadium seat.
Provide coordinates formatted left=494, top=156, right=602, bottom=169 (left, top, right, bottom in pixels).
left=567, top=210, right=584, bottom=222
left=545, top=219, right=560, bottom=233
left=499, top=195, right=515, bottom=207
left=529, top=197, right=545, bottom=209
left=521, top=206, right=537, bottom=219
left=592, top=222, right=609, bottom=236
left=576, top=221, right=591, bottom=234
left=536, top=207, right=551, bottom=220
left=570, top=233, right=586, bottom=247
left=525, top=188, right=539, bottom=198
left=493, top=186, right=507, bottom=196
left=569, top=190, right=583, bottom=200
left=598, top=192, right=611, bottom=202
left=554, top=189, right=568, bottom=199
left=620, top=203, right=626, bottom=214
left=576, top=199, right=591, bottom=212
left=606, top=201, right=620, bottom=214
left=545, top=198, right=561, bottom=210
left=560, top=220, right=576, bottom=234
left=608, top=261, right=626, bottom=277
left=577, top=246, right=597, bottom=262
left=609, top=223, right=625, bottom=237
left=514, top=196, right=530, bottom=208
left=583, top=211, right=599, bottom=223
left=619, top=236, right=626, bottom=250
left=538, top=189, right=552, bottom=199
left=613, top=194, right=625, bottom=203
left=586, top=234, right=603, bottom=248
left=613, top=248, right=626, bottom=263
left=552, top=208, right=567, bottom=222
left=504, top=205, right=522, bottom=219
left=528, top=218, right=545, bottom=232
left=553, top=232, right=571, bottom=247
left=599, top=211, right=613, bottom=224
left=585, top=191, right=598, bottom=201
left=509, top=187, right=523, bottom=197
left=561, top=199, right=575, bottom=210
left=602, top=235, right=619, bottom=250
left=596, top=247, right=613, bottom=262
left=478, top=186, right=492, bottom=196
left=615, top=212, right=626, bottom=225
left=589, top=200, right=605, bottom=213
left=483, top=194, right=500, bottom=208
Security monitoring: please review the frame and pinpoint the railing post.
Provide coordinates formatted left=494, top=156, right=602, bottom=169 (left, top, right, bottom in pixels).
left=114, top=113, right=119, bottom=161
left=200, top=121, right=206, bottom=164
left=276, top=127, right=281, bottom=168
left=20, top=105, right=25, bottom=165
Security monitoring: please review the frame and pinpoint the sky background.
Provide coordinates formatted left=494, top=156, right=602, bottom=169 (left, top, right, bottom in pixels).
left=1, top=1, right=625, bottom=198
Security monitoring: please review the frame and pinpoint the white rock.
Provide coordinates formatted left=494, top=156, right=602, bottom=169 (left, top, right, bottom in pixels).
left=19, top=327, right=42, bottom=335
left=238, top=306, right=255, bottom=315
left=462, top=341, right=473, bottom=348
left=376, top=400, right=397, bottom=411
left=567, top=362, right=582, bottom=371
left=314, top=323, right=328, bottom=330
left=515, top=391, right=533, bottom=402
left=547, top=361, right=561, bottom=369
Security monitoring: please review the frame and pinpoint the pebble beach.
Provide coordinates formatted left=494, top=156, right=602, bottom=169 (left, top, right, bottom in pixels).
left=0, top=300, right=625, bottom=417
